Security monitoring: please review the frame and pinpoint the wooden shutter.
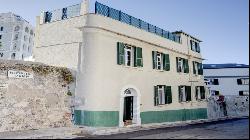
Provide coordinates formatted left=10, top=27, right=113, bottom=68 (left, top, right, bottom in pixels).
left=184, top=59, right=189, bottom=73
left=134, top=47, right=143, bottom=67
left=176, top=57, right=180, bottom=72
left=196, top=44, right=200, bottom=53
left=200, top=86, right=205, bottom=99
left=237, top=79, right=242, bottom=85
left=193, top=61, right=196, bottom=74
left=152, top=51, right=157, bottom=69
left=178, top=86, right=182, bottom=102
left=165, top=86, right=172, bottom=104
left=154, top=86, right=158, bottom=106
left=117, top=42, right=125, bottom=65
left=185, top=86, right=191, bottom=101
left=163, top=54, right=170, bottom=71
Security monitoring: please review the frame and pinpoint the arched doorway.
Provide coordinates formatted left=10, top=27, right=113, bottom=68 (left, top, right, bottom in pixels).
left=119, top=85, right=141, bottom=127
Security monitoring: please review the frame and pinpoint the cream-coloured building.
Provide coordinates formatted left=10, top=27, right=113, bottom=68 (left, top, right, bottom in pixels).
left=35, top=1, right=208, bottom=127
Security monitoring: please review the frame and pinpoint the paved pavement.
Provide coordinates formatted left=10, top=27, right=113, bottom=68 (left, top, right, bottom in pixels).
left=82, top=118, right=249, bottom=139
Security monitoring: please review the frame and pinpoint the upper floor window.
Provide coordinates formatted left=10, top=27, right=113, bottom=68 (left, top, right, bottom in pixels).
left=0, top=35, right=2, bottom=40
left=152, top=51, right=170, bottom=71
left=0, top=42, right=2, bottom=49
left=117, top=42, right=143, bottom=67
left=237, top=78, right=249, bottom=85
left=195, top=86, right=206, bottom=100
left=154, top=85, right=172, bottom=106
left=176, top=57, right=189, bottom=73
left=179, top=86, right=191, bottom=102
left=25, top=27, right=29, bottom=33
left=190, top=40, right=200, bottom=53
left=193, top=61, right=203, bottom=75
left=205, top=78, right=219, bottom=85
left=0, top=27, right=3, bottom=31
left=14, top=34, right=19, bottom=40
left=210, top=90, right=220, bottom=96
left=0, top=52, right=3, bottom=57
left=30, top=30, right=34, bottom=36
left=14, top=26, right=20, bottom=31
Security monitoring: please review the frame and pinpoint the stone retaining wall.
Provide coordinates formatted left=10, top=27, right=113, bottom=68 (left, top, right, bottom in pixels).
left=0, top=60, right=75, bottom=132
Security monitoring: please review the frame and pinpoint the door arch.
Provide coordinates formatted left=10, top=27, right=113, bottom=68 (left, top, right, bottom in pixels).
left=119, top=85, right=141, bottom=127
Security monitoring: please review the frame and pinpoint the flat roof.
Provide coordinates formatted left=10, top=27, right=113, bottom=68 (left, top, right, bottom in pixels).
left=203, top=64, right=249, bottom=69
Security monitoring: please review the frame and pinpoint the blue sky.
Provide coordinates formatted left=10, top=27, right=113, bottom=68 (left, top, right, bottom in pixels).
left=0, top=0, right=249, bottom=64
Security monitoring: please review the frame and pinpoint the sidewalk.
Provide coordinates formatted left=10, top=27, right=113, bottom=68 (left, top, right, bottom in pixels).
left=0, top=116, right=248, bottom=139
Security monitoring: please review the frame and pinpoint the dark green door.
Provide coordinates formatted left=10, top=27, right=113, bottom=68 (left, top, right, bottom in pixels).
left=123, top=96, right=133, bottom=122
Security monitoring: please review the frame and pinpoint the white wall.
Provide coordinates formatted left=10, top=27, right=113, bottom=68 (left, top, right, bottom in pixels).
left=204, top=68, right=249, bottom=96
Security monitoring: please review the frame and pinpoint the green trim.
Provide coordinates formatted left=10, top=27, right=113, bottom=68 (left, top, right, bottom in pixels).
left=74, top=110, right=119, bottom=127
left=141, top=108, right=207, bottom=124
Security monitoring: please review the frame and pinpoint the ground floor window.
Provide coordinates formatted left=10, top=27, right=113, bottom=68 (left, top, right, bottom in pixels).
left=195, top=86, right=206, bottom=100
left=179, top=86, right=191, bottom=102
left=154, top=85, right=172, bottom=106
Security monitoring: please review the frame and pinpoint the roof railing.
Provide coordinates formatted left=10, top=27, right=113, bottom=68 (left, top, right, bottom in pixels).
left=95, top=2, right=181, bottom=44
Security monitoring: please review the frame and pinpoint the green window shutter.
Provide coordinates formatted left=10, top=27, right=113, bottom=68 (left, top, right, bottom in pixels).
left=185, top=86, right=191, bottom=101
left=133, top=46, right=137, bottom=67
left=163, top=54, right=170, bottom=71
left=184, top=59, right=189, bottom=73
left=178, top=86, right=182, bottom=102
left=154, top=86, right=158, bottom=106
left=237, top=79, right=242, bottom=85
left=117, top=42, right=125, bottom=65
left=176, top=57, right=180, bottom=72
left=197, top=44, right=200, bottom=53
left=193, top=61, right=196, bottom=74
left=200, top=86, right=205, bottom=99
left=200, top=63, right=203, bottom=75
left=165, top=86, right=172, bottom=104
left=197, top=63, right=203, bottom=75
left=152, top=51, right=157, bottom=69
left=135, top=47, right=143, bottom=67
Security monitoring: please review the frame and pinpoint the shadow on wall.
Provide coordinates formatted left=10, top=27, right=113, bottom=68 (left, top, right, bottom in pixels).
left=207, top=95, right=249, bottom=119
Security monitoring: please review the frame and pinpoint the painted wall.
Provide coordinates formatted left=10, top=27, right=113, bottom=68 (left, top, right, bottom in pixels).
left=33, top=1, right=88, bottom=71
left=204, top=68, right=249, bottom=96
left=75, top=14, right=207, bottom=127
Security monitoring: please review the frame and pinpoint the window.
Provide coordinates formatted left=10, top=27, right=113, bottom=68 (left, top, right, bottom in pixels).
left=14, top=34, right=19, bottom=40
left=152, top=51, right=170, bottom=71
left=0, top=35, right=2, bottom=39
left=193, top=61, right=203, bottom=75
left=239, top=91, right=249, bottom=96
left=179, top=86, right=191, bottom=102
left=11, top=53, right=16, bottom=59
left=25, top=27, right=29, bottom=33
left=14, top=26, right=20, bottom=31
left=176, top=57, right=189, bottom=73
left=0, top=53, right=3, bottom=57
left=190, top=40, right=200, bottom=53
left=211, top=90, right=220, bottom=96
left=30, top=30, right=34, bottom=36
left=195, top=86, right=206, bottom=100
left=0, top=27, right=3, bottom=31
left=205, top=79, right=219, bottom=85
left=117, top=42, right=143, bottom=67
left=154, top=85, right=172, bottom=106
left=24, top=35, right=27, bottom=41
left=237, top=78, right=249, bottom=85
left=22, top=54, right=24, bottom=60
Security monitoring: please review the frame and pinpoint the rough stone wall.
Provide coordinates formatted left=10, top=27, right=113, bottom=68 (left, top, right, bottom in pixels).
left=207, top=95, right=249, bottom=119
left=0, top=60, right=75, bottom=132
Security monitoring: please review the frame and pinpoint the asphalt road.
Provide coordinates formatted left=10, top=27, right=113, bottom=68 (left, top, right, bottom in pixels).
left=81, top=118, right=249, bottom=139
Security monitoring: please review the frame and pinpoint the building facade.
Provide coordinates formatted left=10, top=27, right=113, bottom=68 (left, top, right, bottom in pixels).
left=35, top=1, right=208, bottom=127
left=0, top=12, right=34, bottom=61
left=203, top=64, right=249, bottom=96
left=34, top=1, right=88, bottom=71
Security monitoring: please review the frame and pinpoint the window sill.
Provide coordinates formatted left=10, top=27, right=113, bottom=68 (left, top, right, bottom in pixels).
left=156, top=104, right=171, bottom=107
left=122, top=65, right=143, bottom=71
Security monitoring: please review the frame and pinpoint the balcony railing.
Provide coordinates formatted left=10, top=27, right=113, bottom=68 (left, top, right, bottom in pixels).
left=44, top=4, right=81, bottom=23
left=95, top=2, right=181, bottom=43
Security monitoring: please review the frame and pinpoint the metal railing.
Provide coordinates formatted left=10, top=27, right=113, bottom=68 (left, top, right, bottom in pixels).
left=44, top=4, right=81, bottom=23
left=95, top=2, right=181, bottom=43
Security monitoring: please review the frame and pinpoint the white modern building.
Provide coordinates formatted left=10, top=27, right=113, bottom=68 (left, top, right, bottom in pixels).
left=35, top=1, right=208, bottom=127
left=203, top=64, right=249, bottom=96
left=0, top=12, right=35, bottom=61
